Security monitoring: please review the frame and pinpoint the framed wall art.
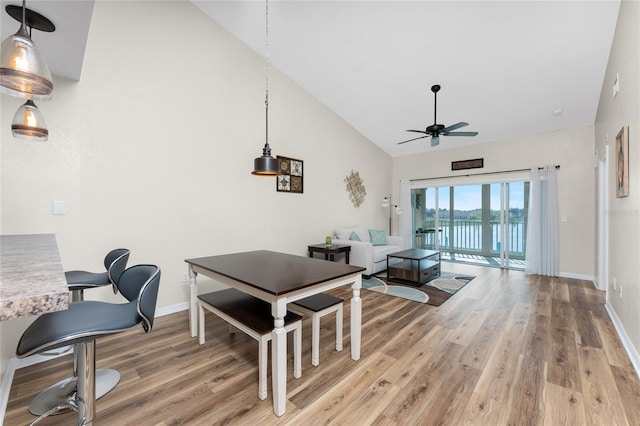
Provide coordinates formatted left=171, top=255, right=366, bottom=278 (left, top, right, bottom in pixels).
left=277, top=156, right=303, bottom=193
left=615, top=125, right=629, bottom=198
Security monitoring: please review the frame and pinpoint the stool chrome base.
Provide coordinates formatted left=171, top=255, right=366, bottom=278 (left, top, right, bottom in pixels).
left=29, top=368, right=120, bottom=416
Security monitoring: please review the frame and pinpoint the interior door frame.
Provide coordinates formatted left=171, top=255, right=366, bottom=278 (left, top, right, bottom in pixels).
left=597, top=145, right=609, bottom=292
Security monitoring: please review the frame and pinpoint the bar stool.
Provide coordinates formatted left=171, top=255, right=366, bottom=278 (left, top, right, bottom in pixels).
left=66, top=248, right=130, bottom=300
left=29, top=248, right=130, bottom=416
left=16, top=264, right=161, bottom=426
left=290, top=293, right=343, bottom=366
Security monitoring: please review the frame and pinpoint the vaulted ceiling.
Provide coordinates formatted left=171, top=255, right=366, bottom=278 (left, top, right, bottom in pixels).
left=2, top=1, right=620, bottom=157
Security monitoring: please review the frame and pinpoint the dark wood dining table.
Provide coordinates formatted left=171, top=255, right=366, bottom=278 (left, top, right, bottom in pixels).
left=184, top=250, right=365, bottom=417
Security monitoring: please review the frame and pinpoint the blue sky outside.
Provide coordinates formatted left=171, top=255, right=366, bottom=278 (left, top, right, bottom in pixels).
left=424, top=182, right=526, bottom=212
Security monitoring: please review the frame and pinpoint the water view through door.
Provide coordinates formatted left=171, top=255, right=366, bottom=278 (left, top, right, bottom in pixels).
left=412, top=182, right=529, bottom=269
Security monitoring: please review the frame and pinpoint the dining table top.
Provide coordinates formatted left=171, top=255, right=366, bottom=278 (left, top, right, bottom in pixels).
left=185, top=250, right=365, bottom=296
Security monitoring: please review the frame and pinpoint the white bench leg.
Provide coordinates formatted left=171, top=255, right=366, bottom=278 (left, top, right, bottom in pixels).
left=293, top=324, right=301, bottom=378
left=258, top=335, right=268, bottom=400
left=336, top=305, right=343, bottom=352
left=198, top=303, right=205, bottom=345
left=311, top=314, right=320, bottom=367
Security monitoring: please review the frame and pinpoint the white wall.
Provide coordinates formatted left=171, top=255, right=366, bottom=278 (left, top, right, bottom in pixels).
left=594, top=0, right=640, bottom=363
left=0, top=1, right=391, bottom=384
left=392, top=125, right=596, bottom=278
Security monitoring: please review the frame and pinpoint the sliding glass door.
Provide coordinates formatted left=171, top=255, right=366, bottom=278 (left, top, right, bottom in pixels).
left=412, top=180, right=529, bottom=269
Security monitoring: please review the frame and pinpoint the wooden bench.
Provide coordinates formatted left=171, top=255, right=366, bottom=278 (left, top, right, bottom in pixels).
left=197, top=288, right=302, bottom=400
left=290, top=293, right=343, bottom=367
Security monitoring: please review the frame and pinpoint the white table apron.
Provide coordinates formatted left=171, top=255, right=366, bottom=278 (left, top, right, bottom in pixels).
left=187, top=263, right=362, bottom=417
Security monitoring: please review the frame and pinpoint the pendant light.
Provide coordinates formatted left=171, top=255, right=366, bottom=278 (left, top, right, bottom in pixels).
left=0, top=1, right=54, bottom=101
left=252, top=0, right=279, bottom=176
left=12, top=99, right=48, bottom=141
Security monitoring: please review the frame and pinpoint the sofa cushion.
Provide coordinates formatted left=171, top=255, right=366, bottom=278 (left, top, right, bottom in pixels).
left=335, top=227, right=370, bottom=242
left=349, top=231, right=361, bottom=241
left=372, top=245, right=402, bottom=263
left=369, top=229, right=387, bottom=246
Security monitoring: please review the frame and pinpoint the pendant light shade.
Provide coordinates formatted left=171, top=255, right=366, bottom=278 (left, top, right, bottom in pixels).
left=252, top=142, right=279, bottom=175
left=12, top=99, right=48, bottom=141
left=0, top=3, right=54, bottom=101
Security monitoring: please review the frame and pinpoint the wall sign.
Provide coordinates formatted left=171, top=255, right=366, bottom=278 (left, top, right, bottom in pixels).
left=452, top=158, right=484, bottom=171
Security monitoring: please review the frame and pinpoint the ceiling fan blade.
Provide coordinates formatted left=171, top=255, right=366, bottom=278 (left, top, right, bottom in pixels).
left=442, top=122, right=469, bottom=132
left=406, top=129, right=428, bottom=134
left=398, top=135, right=428, bottom=145
left=431, top=136, right=440, bottom=147
left=444, top=131, right=478, bottom=137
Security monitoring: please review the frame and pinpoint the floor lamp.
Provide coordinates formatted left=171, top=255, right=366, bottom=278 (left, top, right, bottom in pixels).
left=382, top=197, right=402, bottom=235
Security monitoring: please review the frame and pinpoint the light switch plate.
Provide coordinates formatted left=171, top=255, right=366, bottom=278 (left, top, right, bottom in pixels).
left=52, top=200, right=65, bottom=215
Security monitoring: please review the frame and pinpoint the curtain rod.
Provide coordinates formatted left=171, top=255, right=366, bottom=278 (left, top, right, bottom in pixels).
left=409, top=165, right=560, bottom=182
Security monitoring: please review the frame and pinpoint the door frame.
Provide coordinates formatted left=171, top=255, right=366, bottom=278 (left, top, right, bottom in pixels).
left=597, top=145, right=609, bottom=292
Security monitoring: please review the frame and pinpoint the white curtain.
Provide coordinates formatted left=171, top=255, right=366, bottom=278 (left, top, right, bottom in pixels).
left=525, top=165, right=559, bottom=276
left=398, top=179, right=412, bottom=249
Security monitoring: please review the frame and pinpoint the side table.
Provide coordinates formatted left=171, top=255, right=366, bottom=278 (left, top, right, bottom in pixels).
left=308, top=243, right=351, bottom=264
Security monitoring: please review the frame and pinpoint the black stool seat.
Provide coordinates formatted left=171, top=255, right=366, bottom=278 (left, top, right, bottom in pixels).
left=17, top=300, right=140, bottom=358
left=65, top=270, right=109, bottom=288
left=198, top=289, right=301, bottom=334
left=292, top=293, right=342, bottom=312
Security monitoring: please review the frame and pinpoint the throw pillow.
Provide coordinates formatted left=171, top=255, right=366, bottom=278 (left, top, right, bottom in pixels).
left=334, top=228, right=354, bottom=240
left=369, top=229, right=387, bottom=246
left=349, top=231, right=361, bottom=241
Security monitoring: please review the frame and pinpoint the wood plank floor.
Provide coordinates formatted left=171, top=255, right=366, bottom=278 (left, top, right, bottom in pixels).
left=5, top=263, right=640, bottom=425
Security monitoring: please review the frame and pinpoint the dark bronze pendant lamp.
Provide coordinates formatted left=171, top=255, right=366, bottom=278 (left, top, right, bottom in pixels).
left=252, top=0, right=279, bottom=175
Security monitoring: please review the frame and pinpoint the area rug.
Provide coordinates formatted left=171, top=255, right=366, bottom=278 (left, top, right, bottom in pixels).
left=362, top=272, right=475, bottom=306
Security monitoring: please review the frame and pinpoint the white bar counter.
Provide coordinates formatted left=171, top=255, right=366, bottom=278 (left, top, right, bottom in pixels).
left=1, top=234, right=69, bottom=321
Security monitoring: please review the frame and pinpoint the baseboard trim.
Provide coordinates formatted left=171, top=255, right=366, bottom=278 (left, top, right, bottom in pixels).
left=155, top=301, right=188, bottom=317
left=606, top=301, right=640, bottom=379
left=0, top=302, right=189, bottom=424
left=558, top=271, right=594, bottom=282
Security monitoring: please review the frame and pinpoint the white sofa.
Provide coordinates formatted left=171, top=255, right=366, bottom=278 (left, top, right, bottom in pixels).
left=333, top=227, right=403, bottom=276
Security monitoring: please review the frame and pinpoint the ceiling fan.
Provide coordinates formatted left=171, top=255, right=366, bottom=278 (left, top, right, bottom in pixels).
left=398, top=84, right=478, bottom=147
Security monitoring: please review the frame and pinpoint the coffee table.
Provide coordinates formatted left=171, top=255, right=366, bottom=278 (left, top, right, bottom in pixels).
left=386, top=248, right=440, bottom=286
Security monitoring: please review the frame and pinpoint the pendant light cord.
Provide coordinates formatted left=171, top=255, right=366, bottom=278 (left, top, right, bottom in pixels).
left=264, top=0, right=270, bottom=147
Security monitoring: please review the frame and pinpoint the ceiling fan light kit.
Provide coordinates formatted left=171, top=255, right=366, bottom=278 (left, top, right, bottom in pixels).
left=398, top=84, right=478, bottom=147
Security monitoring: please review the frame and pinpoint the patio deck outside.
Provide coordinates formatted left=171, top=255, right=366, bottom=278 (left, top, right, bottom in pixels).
left=415, top=219, right=526, bottom=270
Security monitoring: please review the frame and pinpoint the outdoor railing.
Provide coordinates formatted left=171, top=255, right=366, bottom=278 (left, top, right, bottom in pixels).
left=416, top=219, right=525, bottom=258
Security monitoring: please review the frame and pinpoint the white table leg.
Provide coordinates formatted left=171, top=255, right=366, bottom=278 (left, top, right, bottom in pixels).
left=271, top=299, right=288, bottom=416
left=189, top=267, right=198, bottom=338
left=350, top=275, right=362, bottom=360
